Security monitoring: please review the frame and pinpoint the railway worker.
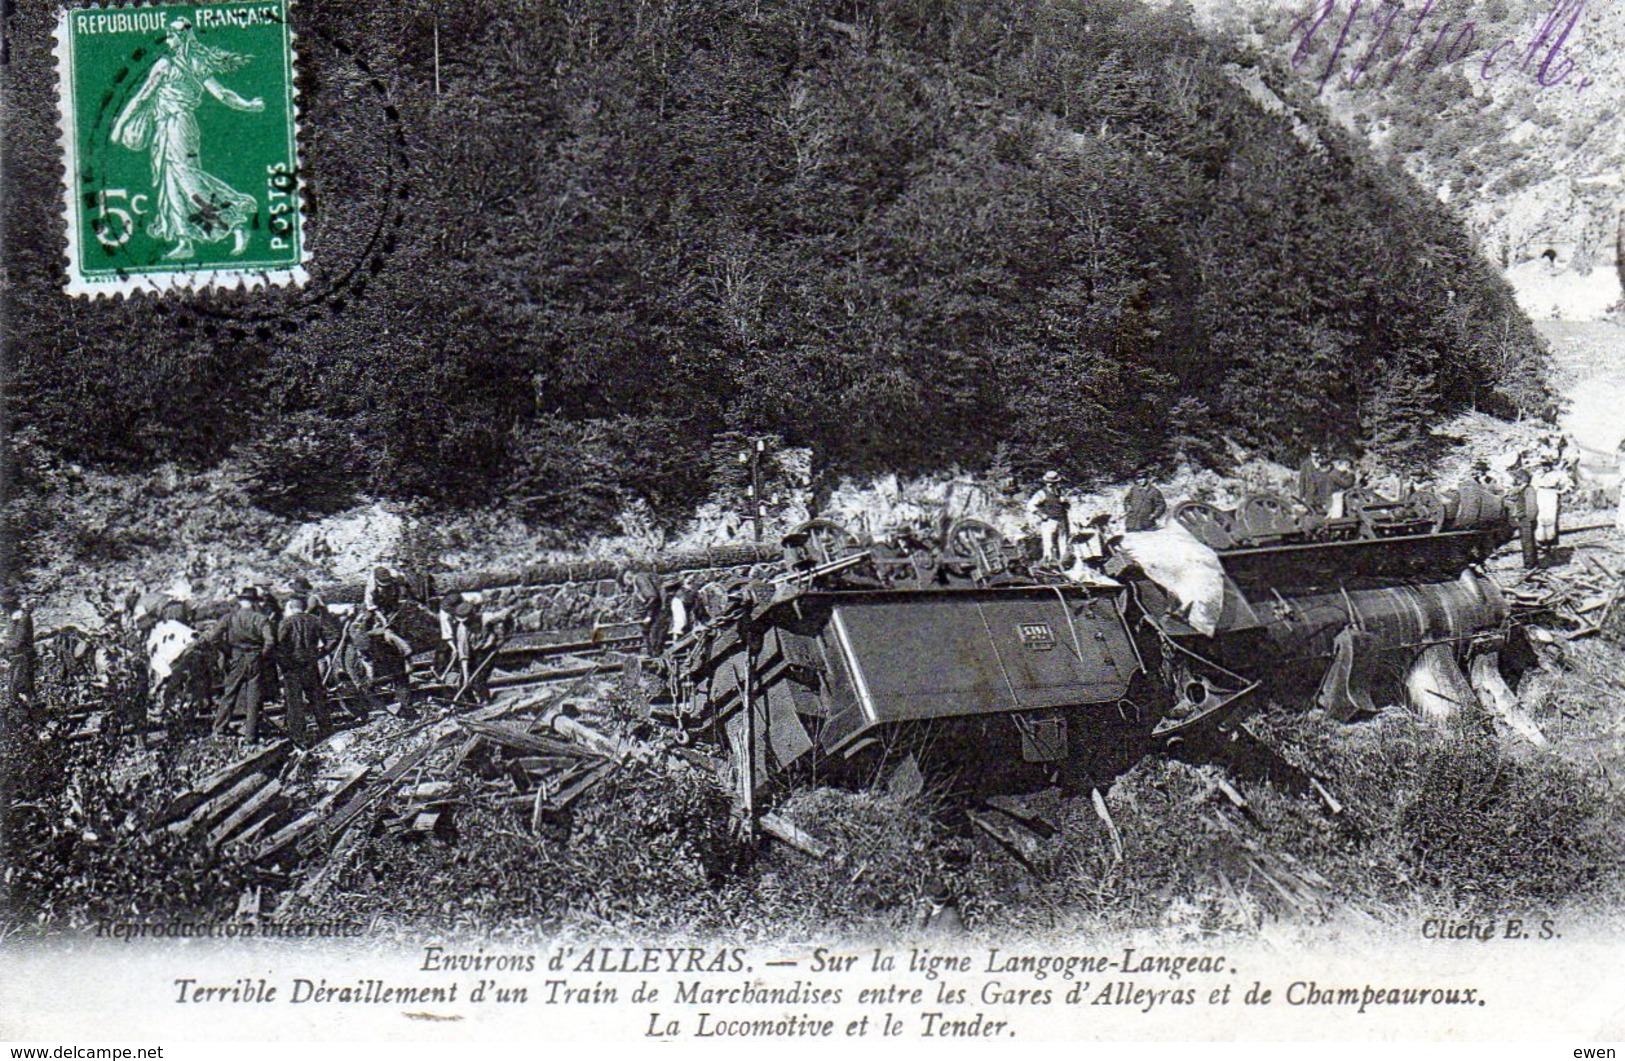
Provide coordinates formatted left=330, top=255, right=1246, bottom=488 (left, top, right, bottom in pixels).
left=254, top=585, right=283, bottom=703
left=277, top=596, right=333, bottom=747
left=287, top=576, right=325, bottom=617
left=1298, top=448, right=1332, bottom=513
left=1, top=591, right=41, bottom=812
left=628, top=573, right=670, bottom=656
left=289, top=575, right=340, bottom=642
left=663, top=576, right=693, bottom=641
left=1509, top=466, right=1539, bottom=568
left=1533, top=457, right=1566, bottom=563
left=365, top=565, right=404, bottom=622
left=448, top=598, right=498, bottom=701
left=151, top=581, right=206, bottom=627
left=2, top=587, right=37, bottom=727
left=356, top=605, right=415, bottom=715
left=205, top=587, right=276, bottom=741
left=1124, top=468, right=1167, bottom=533
left=1325, top=457, right=1357, bottom=519
left=1027, top=470, right=1071, bottom=567
left=435, top=592, right=461, bottom=678
left=1452, top=460, right=1492, bottom=528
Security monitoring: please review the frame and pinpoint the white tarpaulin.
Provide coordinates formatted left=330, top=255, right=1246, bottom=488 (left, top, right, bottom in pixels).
left=1114, top=521, right=1227, bottom=636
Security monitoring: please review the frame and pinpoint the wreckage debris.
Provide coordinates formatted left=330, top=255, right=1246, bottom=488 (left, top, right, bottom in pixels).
left=20, top=469, right=1623, bottom=920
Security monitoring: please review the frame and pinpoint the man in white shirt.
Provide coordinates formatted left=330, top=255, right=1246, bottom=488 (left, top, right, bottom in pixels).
left=1026, top=470, right=1070, bottom=567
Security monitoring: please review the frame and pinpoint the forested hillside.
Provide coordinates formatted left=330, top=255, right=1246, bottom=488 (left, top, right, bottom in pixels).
left=1195, top=0, right=1624, bottom=311
left=3, top=0, right=1550, bottom=535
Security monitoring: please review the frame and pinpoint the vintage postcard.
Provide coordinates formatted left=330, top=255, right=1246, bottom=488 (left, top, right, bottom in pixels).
left=3, top=0, right=1624, bottom=1048
left=53, top=1, right=305, bottom=297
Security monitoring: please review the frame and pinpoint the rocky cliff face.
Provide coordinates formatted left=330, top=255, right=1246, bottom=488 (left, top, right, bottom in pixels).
left=1188, top=0, right=1624, bottom=319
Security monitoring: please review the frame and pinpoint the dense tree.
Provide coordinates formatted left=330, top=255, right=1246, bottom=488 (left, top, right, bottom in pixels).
left=2, top=0, right=1550, bottom=533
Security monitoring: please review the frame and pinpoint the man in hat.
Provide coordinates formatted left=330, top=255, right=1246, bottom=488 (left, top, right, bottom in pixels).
left=1452, top=460, right=1505, bottom=529
left=1298, top=448, right=1331, bottom=513
left=1509, top=466, right=1539, bottom=568
left=1026, top=471, right=1070, bottom=566
left=1123, top=468, right=1166, bottom=533
left=287, top=575, right=323, bottom=615
left=365, top=565, right=403, bottom=622
left=277, top=596, right=333, bottom=746
left=435, top=592, right=462, bottom=679
left=356, top=605, right=415, bottom=716
left=448, top=597, right=498, bottom=702
left=205, top=587, right=276, bottom=740
left=1532, top=456, right=1566, bottom=563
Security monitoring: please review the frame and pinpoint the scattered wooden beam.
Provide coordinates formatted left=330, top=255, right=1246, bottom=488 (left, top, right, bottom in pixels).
left=1309, top=777, right=1344, bottom=816
left=984, top=793, right=1057, bottom=838
left=275, top=816, right=371, bottom=923
left=759, top=812, right=831, bottom=859
left=1215, top=776, right=1249, bottom=812
left=508, top=661, right=620, bottom=686
left=227, top=809, right=279, bottom=852
left=250, top=809, right=323, bottom=865
left=511, top=755, right=579, bottom=775
left=208, top=779, right=283, bottom=849
left=304, top=737, right=451, bottom=855
left=152, top=740, right=291, bottom=828
left=545, top=712, right=621, bottom=758
left=667, top=745, right=726, bottom=775
left=966, top=809, right=1043, bottom=871
left=1090, top=788, right=1124, bottom=863
left=545, top=760, right=617, bottom=811
left=167, top=772, right=268, bottom=838
left=458, top=718, right=595, bottom=758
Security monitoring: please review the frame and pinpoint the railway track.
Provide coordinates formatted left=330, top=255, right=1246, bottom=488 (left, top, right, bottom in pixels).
left=409, top=620, right=645, bottom=699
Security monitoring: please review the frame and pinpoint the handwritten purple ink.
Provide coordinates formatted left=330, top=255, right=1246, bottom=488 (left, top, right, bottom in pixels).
left=1287, top=0, right=1590, bottom=93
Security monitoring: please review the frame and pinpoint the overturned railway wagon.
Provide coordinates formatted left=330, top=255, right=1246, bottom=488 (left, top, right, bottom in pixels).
left=656, top=488, right=1523, bottom=802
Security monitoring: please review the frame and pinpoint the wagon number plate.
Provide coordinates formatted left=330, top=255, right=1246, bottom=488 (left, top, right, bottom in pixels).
left=1017, top=623, right=1056, bottom=651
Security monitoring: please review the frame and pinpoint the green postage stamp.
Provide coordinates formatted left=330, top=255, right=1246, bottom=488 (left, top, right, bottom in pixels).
left=55, top=2, right=306, bottom=297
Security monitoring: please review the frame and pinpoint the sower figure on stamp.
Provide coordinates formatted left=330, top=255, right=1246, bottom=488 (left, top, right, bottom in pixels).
left=206, top=587, right=275, bottom=740
left=278, top=596, right=333, bottom=747
left=1027, top=470, right=1070, bottom=568
left=110, top=17, right=265, bottom=260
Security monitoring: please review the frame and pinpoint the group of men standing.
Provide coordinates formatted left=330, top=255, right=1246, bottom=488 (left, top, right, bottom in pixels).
left=1025, top=442, right=1584, bottom=576
left=1025, top=467, right=1168, bottom=569
left=179, top=566, right=497, bottom=746
left=205, top=580, right=335, bottom=746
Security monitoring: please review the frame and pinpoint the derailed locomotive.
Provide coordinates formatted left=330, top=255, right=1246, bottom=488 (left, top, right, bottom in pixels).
left=653, top=485, right=1522, bottom=803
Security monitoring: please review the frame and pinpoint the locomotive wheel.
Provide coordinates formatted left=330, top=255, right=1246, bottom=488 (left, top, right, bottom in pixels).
left=1342, top=487, right=1384, bottom=538
left=1409, top=488, right=1446, bottom=530
left=789, top=518, right=859, bottom=564
left=1171, top=501, right=1236, bottom=550
left=943, top=518, right=1007, bottom=560
left=1234, top=492, right=1303, bottom=544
